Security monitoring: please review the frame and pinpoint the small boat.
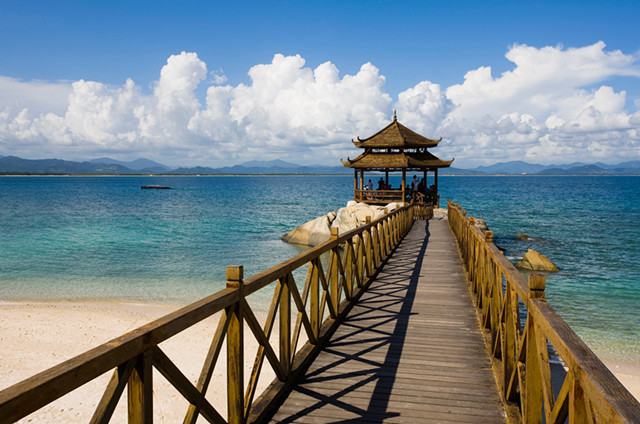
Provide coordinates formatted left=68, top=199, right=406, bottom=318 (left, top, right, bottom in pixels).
left=141, top=185, right=171, bottom=189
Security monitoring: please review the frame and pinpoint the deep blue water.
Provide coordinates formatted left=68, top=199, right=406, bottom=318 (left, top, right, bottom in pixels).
left=0, top=175, right=638, bottom=361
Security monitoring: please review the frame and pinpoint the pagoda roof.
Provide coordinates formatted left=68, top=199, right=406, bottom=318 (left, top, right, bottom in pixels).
left=353, top=113, right=442, bottom=149
left=341, top=151, right=454, bottom=170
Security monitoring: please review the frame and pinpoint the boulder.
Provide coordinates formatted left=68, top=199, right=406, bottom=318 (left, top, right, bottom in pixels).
left=331, top=206, right=359, bottom=235
left=517, top=233, right=530, bottom=240
left=354, top=208, right=373, bottom=223
left=371, top=206, right=386, bottom=221
left=331, top=202, right=387, bottom=234
left=281, top=214, right=332, bottom=247
left=516, top=249, right=559, bottom=272
left=474, top=218, right=488, bottom=232
left=283, top=201, right=401, bottom=247
left=433, top=208, right=448, bottom=219
left=385, top=202, right=402, bottom=213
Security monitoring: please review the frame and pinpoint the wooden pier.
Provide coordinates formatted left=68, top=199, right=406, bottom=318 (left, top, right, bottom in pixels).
left=1, top=202, right=639, bottom=423
left=272, top=218, right=506, bottom=423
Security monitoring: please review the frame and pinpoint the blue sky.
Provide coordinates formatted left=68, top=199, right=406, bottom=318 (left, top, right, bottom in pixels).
left=1, top=0, right=639, bottom=167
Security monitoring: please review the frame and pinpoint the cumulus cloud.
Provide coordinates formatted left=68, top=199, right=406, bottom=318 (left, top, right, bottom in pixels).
left=0, top=42, right=639, bottom=166
left=397, top=42, right=640, bottom=166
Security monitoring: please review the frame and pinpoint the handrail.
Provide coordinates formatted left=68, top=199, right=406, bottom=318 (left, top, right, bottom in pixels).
left=447, top=199, right=640, bottom=423
left=0, top=203, right=420, bottom=424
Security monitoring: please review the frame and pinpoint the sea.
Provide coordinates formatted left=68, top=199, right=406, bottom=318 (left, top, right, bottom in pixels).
left=0, top=175, right=638, bottom=363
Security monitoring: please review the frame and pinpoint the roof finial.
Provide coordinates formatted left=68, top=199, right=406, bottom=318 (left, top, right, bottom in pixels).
left=393, top=110, right=397, bottom=122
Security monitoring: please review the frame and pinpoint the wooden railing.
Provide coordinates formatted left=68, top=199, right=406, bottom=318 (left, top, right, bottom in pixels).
left=355, top=188, right=404, bottom=203
left=447, top=200, right=640, bottom=423
left=0, top=205, right=419, bottom=424
left=355, top=188, right=438, bottom=206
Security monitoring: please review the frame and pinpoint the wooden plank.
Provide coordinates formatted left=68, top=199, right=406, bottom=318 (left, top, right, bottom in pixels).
left=271, top=219, right=507, bottom=423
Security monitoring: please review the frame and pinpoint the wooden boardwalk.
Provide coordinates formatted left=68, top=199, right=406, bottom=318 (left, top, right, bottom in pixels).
left=271, top=218, right=507, bottom=423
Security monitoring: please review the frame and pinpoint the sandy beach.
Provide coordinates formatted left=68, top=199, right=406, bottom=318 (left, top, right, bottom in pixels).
left=1, top=301, right=638, bottom=423
left=0, top=301, right=276, bottom=423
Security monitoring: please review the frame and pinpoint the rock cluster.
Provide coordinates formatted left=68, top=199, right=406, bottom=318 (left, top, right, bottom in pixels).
left=515, top=249, right=559, bottom=272
left=433, top=208, right=448, bottom=219
left=281, top=201, right=403, bottom=247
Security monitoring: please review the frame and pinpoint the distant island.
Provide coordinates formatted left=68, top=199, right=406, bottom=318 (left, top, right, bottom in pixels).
left=1, top=155, right=639, bottom=176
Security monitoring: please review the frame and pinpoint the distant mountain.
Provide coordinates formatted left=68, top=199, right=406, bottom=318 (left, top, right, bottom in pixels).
left=0, top=156, right=134, bottom=174
left=170, top=163, right=349, bottom=175
left=537, top=165, right=619, bottom=176
left=238, top=159, right=299, bottom=168
left=169, top=166, right=222, bottom=175
left=547, top=162, right=589, bottom=170
left=439, top=167, right=486, bottom=176
left=471, top=160, right=640, bottom=175
left=174, top=159, right=349, bottom=175
left=90, top=157, right=171, bottom=173
left=1, top=155, right=639, bottom=176
left=472, top=161, right=547, bottom=175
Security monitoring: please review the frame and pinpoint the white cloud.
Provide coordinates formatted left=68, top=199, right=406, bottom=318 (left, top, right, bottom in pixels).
left=0, top=76, right=72, bottom=116
left=0, top=42, right=639, bottom=166
left=434, top=42, right=640, bottom=165
left=190, top=54, right=392, bottom=162
left=394, top=80, right=450, bottom=135
left=446, top=42, right=639, bottom=122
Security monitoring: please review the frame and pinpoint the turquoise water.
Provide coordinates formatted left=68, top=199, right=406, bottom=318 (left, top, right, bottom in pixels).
left=0, top=175, right=638, bottom=361
left=441, top=176, right=640, bottom=362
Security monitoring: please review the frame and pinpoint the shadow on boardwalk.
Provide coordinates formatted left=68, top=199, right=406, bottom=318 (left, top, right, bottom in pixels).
left=271, top=220, right=506, bottom=423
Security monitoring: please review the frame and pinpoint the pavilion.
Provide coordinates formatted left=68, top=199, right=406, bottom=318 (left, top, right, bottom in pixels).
left=341, top=112, right=453, bottom=206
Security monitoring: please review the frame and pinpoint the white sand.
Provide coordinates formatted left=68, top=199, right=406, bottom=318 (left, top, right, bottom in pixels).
left=0, top=301, right=276, bottom=423
left=600, top=356, right=640, bottom=402
left=1, top=301, right=638, bottom=423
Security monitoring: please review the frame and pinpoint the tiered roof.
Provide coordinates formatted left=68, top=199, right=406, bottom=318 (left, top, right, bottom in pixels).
left=342, top=112, right=454, bottom=171
left=353, top=113, right=442, bottom=149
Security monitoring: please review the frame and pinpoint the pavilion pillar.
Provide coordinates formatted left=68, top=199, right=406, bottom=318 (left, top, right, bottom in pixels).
left=385, top=170, right=389, bottom=187
left=402, top=170, right=406, bottom=204
left=423, top=169, right=427, bottom=191
left=434, top=168, right=439, bottom=207
left=359, top=170, right=364, bottom=202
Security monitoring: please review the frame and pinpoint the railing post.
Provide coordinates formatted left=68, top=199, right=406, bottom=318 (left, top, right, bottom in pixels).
left=128, top=350, right=153, bottom=424
left=383, top=210, right=390, bottom=257
left=524, top=273, right=546, bottom=421
left=365, top=216, right=372, bottom=278
left=528, top=273, right=546, bottom=299
left=330, top=227, right=339, bottom=318
left=226, top=265, right=244, bottom=424
left=280, top=273, right=291, bottom=375
left=355, top=233, right=364, bottom=288
left=485, top=230, right=493, bottom=243
left=393, top=211, right=399, bottom=244
left=345, top=238, right=354, bottom=298
left=310, top=259, right=320, bottom=340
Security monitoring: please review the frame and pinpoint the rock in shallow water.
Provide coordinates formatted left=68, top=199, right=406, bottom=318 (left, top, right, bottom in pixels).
left=516, top=248, right=559, bottom=272
left=281, top=213, right=333, bottom=246
left=281, top=201, right=403, bottom=247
